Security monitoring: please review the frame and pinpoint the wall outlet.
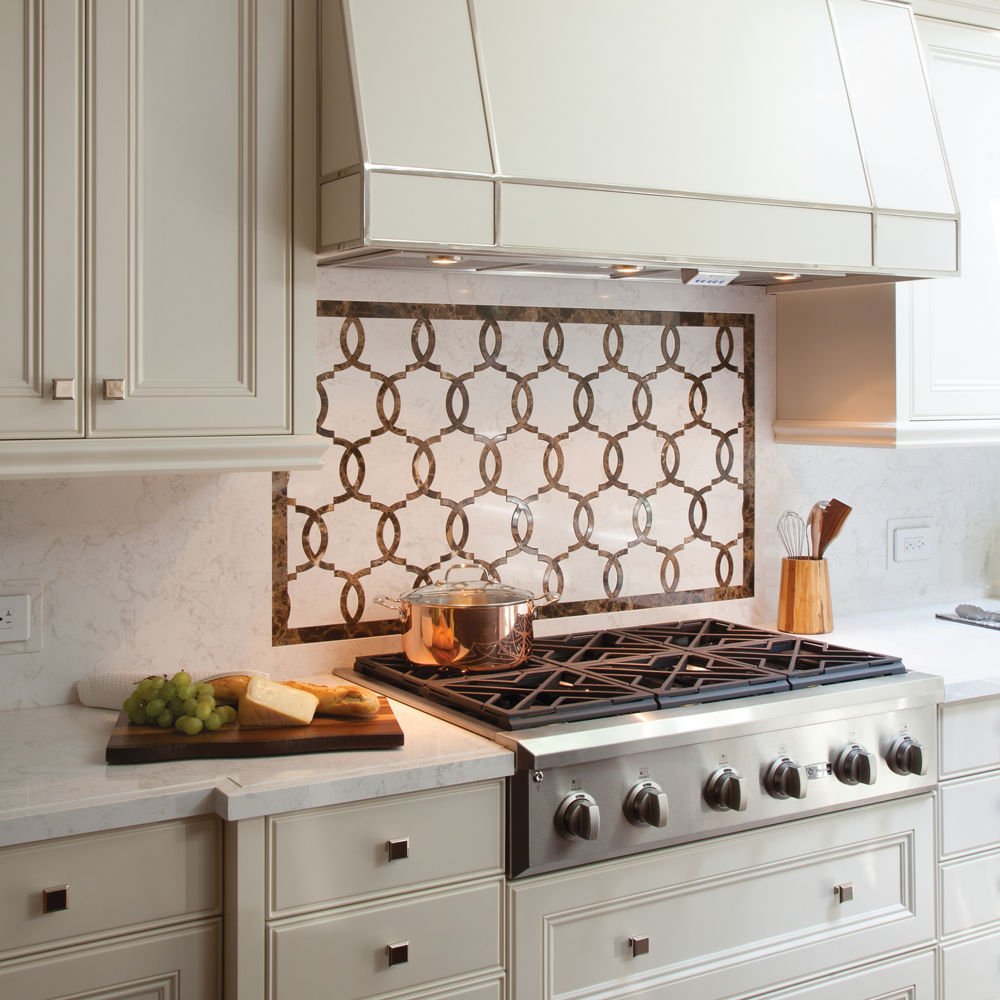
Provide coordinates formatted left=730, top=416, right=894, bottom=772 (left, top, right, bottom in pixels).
left=886, top=517, right=934, bottom=567
left=0, top=581, right=42, bottom=654
left=0, top=594, right=31, bottom=642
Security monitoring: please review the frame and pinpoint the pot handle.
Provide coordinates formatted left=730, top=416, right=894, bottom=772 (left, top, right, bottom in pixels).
left=532, top=591, right=559, bottom=607
left=374, top=595, right=405, bottom=617
left=442, top=561, right=500, bottom=584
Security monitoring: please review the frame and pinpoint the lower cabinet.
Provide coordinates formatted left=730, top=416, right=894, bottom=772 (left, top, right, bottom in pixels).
left=937, top=695, right=1000, bottom=999
left=507, top=795, right=935, bottom=1000
left=0, top=815, right=223, bottom=999
left=226, top=779, right=507, bottom=1000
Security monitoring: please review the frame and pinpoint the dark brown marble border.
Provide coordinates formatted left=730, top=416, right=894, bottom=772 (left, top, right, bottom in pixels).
left=273, top=302, right=755, bottom=647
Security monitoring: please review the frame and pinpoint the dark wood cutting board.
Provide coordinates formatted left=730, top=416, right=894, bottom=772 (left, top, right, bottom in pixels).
left=105, top=697, right=404, bottom=764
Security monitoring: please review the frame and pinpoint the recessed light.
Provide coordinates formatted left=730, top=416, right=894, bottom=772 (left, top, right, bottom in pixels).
left=427, top=254, right=461, bottom=265
left=612, top=264, right=644, bottom=275
left=771, top=273, right=800, bottom=281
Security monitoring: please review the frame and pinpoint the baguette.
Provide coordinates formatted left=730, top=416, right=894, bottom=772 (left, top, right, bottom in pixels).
left=208, top=674, right=253, bottom=703
left=284, top=681, right=380, bottom=718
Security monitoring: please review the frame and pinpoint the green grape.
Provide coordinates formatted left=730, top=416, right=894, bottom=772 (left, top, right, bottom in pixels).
left=128, top=707, right=148, bottom=725
left=193, top=700, right=213, bottom=721
left=157, top=708, right=174, bottom=728
left=145, top=697, right=166, bottom=718
left=148, top=675, right=166, bottom=692
left=176, top=683, right=196, bottom=700
left=182, top=697, right=199, bottom=716
left=216, top=705, right=237, bottom=725
left=173, top=670, right=192, bottom=688
left=168, top=697, right=184, bottom=716
left=174, top=715, right=187, bottom=732
left=197, top=683, right=215, bottom=699
left=179, top=715, right=204, bottom=736
left=136, top=678, right=157, bottom=700
left=203, top=711, right=222, bottom=731
left=123, top=694, right=141, bottom=713
left=160, top=682, right=177, bottom=702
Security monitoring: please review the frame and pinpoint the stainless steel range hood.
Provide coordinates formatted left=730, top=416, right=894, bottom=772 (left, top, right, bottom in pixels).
left=318, top=0, right=959, bottom=287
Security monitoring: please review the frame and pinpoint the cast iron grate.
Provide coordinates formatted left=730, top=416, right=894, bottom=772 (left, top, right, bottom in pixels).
left=353, top=618, right=905, bottom=730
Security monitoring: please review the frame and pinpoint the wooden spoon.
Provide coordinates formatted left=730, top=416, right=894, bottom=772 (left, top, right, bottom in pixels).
left=817, top=498, right=852, bottom=557
left=807, top=502, right=825, bottom=559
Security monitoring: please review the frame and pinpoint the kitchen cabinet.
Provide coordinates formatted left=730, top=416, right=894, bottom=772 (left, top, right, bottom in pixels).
left=507, top=795, right=935, bottom=1000
left=774, top=13, right=1000, bottom=447
left=937, top=695, right=1000, bottom=999
left=226, top=779, right=506, bottom=1000
left=0, top=815, right=222, bottom=998
left=0, top=0, right=325, bottom=478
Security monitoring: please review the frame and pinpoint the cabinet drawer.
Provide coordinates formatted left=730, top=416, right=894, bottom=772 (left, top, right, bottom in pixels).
left=941, top=928, right=1000, bottom=1000
left=269, top=878, right=502, bottom=1000
left=940, top=697, right=1000, bottom=777
left=939, top=772, right=1000, bottom=858
left=0, top=816, right=221, bottom=958
left=509, top=796, right=934, bottom=1000
left=0, top=918, right=220, bottom=999
left=942, top=850, right=1000, bottom=936
left=267, top=780, right=503, bottom=915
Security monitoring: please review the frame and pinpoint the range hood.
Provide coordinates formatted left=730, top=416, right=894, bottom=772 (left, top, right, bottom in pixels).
left=318, top=0, right=959, bottom=287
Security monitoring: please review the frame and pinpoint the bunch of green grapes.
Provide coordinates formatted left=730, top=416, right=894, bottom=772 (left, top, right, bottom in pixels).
left=121, top=671, right=237, bottom=735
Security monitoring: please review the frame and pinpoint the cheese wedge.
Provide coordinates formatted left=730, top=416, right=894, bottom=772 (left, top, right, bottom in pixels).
left=238, top=676, right=318, bottom=728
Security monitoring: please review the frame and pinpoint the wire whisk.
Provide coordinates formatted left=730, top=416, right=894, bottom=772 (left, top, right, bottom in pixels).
left=777, top=509, right=806, bottom=558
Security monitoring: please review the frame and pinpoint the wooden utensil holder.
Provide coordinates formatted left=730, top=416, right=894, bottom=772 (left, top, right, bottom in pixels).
left=777, top=557, right=833, bottom=634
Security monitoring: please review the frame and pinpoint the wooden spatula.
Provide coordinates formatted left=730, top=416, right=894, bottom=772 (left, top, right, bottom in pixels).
left=817, top=498, right=852, bottom=557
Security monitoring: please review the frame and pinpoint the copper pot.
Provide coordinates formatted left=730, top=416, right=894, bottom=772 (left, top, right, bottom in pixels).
left=376, top=563, right=556, bottom=671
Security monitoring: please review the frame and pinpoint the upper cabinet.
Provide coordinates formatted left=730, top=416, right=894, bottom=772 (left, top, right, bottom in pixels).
left=0, top=0, right=325, bottom=478
left=775, top=9, right=1000, bottom=447
left=319, top=0, right=959, bottom=282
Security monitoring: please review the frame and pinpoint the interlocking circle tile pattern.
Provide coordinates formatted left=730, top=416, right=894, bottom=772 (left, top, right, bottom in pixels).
left=273, top=302, right=755, bottom=645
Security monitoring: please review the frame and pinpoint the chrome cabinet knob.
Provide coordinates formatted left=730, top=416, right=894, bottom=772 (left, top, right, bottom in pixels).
left=765, top=756, right=808, bottom=800
left=706, top=766, right=747, bottom=811
left=51, top=378, right=75, bottom=400
left=887, top=734, right=926, bottom=776
left=556, top=791, right=601, bottom=841
left=624, top=780, right=669, bottom=828
left=386, top=941, right=409, bottom=966
left=385, top=837, right=409, bottom=861
left=628, top=935, right=650, bottom=958
left=835, top=743, right=877, bottom=785
left=102, top=378, right=126, bottom=400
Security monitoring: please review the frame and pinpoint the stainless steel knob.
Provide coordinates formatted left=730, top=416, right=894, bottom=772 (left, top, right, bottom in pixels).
left=887, top=734, right=927, bottom=776
left=102, top=378, right=126, bottom=400
left=706, top=766, right=747, bottom=811
left=624, top=780, right=669, bottom=828
left=386, top=942, right=409, bottom=966
left=835, top=743, right=877, bottom=785
left=764, top=756, right=808, bottom=800
left=555, top=791, right=601, bottom=841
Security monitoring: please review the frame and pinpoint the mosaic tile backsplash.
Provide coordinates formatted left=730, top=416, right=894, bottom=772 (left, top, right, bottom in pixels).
left=273, top=301, right=755, bottom=644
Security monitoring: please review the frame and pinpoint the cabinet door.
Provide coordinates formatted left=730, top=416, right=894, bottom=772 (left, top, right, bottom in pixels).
left=0, top=0, right=84, bottom=438
left=89, top=0, right=294, bottom=437
left=904, top=19, right=1000, bottom=419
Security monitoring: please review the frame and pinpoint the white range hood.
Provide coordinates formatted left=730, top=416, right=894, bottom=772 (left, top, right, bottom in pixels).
left=318, top=0, right=959, bottom=287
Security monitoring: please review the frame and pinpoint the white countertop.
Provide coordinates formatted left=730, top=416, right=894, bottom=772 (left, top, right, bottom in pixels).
left=3, top=601, right=999, bottom=850
left=0, top=697, right=514, bottom=849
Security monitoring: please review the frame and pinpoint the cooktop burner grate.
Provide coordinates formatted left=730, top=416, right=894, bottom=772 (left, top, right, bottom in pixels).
left=353, top=618, right=905, bottom=730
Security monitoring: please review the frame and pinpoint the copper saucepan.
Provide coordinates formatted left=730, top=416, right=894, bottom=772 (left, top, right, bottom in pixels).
left=375, top=563, right=557, bottom=671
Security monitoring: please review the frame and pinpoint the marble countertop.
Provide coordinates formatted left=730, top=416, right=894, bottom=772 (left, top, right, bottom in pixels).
left=0, top=697, right=514, bottom=850
left=3, top=600, right=999, bottom=850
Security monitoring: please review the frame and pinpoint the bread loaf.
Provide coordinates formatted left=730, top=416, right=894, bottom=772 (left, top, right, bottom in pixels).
left=209, top=674, right=252, bottom=703
left=284, top=681, right=380, bottom=718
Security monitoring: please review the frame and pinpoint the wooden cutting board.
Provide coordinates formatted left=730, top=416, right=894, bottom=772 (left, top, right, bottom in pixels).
left=105, top=697, right=404, bottom=764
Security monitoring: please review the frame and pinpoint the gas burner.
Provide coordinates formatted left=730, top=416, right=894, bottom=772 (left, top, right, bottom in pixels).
left=353, top=618, right=905, bottom=730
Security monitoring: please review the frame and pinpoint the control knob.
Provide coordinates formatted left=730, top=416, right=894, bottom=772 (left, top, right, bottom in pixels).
left=705, top=766, right=747, bottom=812
left=624, top=780, right=669, bottom=828
left=764, top=756, right=808, bottom=800
left=887, top=734, right=927, bottom=776
left=555, top=792, right=601, bottom=841
left=834, top=743, right=877, bottom=786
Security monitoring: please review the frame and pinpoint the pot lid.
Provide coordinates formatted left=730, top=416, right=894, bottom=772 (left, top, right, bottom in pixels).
left=401, top=564, right=534, bottom=608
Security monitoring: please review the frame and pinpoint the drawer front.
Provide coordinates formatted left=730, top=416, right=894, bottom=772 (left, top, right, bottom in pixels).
left=509, top=796, right=934, bottom=1000
left=941, top=850, right=1000, bottom=936
left=940, top=697, right=1000, bottom=777
left=0, top=918, right=220, bottom=1000
left=939, top=772, right=1000, bottom=858
left=941, top=928, right=1000, bottom=1000
left=268, top=780, right=503, bottom=915
left=753, top=949, right=935, bottom=1000
left=0, top=816, right=221, bottom=957
left=269, top=878, right=503, bottom=1000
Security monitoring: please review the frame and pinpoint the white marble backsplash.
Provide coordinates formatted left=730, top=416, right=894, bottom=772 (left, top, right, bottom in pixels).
left=1, top=267, right=998, bottom=709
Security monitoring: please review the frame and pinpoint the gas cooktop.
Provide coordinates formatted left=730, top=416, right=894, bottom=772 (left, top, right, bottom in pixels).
left=353, top=618, right=905, bottom=731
